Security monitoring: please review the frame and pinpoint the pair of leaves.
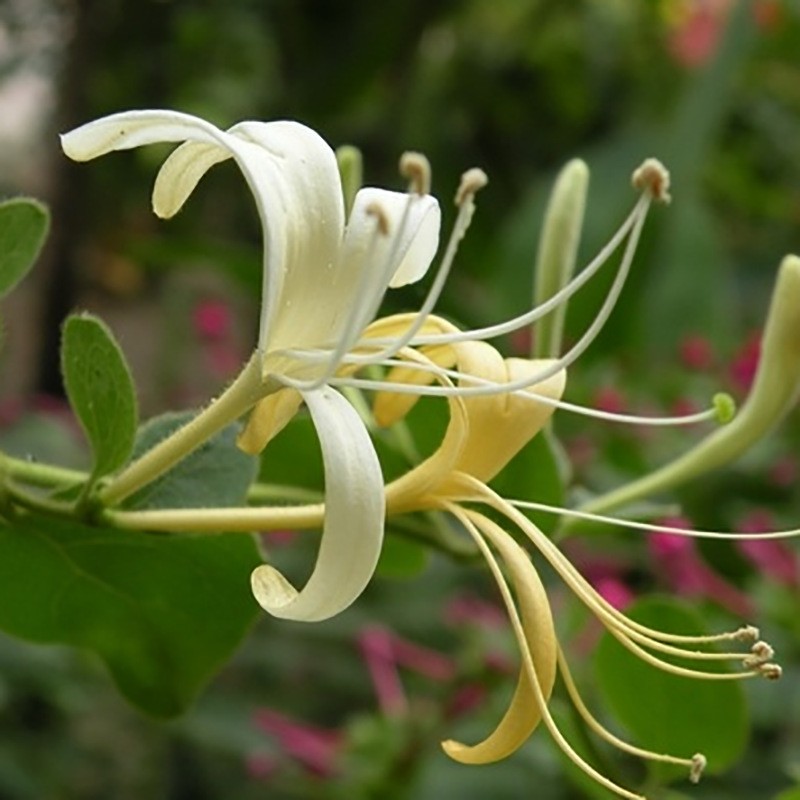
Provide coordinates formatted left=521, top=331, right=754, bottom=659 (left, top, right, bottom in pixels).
left=2, top=312, right=262, bottom=716
left=0, top=409, right=261, bottom=716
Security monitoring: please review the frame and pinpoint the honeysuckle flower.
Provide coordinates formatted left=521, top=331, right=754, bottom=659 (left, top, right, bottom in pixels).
left=91, top=128, right=700, bottom=629
left=61, top=110, right=445, bottom=622
left=373, top=339, right=779, bottom=799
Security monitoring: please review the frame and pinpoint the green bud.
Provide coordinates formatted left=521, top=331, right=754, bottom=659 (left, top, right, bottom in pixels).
left=336, top=145, right=363, bottom=218
left=533, top=159, right=589, bottom=359
left=579, top=255, right=800, bottom=518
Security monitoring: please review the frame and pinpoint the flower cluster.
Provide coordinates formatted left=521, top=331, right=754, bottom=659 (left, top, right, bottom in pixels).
left=62, top=110, right=800, bottom=799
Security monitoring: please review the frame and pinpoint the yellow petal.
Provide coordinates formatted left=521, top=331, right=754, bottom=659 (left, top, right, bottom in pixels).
left=450, top=353, right=566, bottom=484
left=443, top=509, right=557, bottom=763
left=385, top=350, right=469, bottom=515
left=237, top=387, right=303, bottom=455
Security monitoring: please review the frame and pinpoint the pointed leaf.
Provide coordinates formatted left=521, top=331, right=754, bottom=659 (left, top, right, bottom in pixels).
left=0, top=514, right=260, bottom=716
left=61, top=313, right=138, bottom=479
left=0, top=198, right=49, bottom=297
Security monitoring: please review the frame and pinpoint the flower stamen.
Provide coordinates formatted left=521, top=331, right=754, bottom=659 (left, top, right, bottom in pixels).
left=399, top=151, right=432, bottom=196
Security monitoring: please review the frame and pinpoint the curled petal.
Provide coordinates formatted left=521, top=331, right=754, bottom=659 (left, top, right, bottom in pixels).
left=62, top=111, right=346, bottom=358
left=443, top=509, right=557, bottom=763
left=250, top=386, right=384, bottom=621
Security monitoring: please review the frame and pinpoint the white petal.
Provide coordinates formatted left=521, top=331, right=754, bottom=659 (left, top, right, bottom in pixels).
left=64, top=112, right=347, bottom=359
left=152, top=140, right=232, bottom=219
left=294, top=188, right=439, bottom=359
left=345, top=188, right=440, bottom=290
left=250, top=386, right=385, bottom=621
left=61, top=109, right=229, bottom=160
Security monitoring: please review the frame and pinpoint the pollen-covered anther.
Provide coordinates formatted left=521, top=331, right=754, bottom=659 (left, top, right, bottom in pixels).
left=743, top=640, right=775, bottom=669
left=631, top=157, right=671, bottom=204
left=455, top=167, right=489, bottom=206
left=365, top=200, right=391, bottom=236
left=734, top=624, right=760, bottom=642
left=689, top=753, right=707, bottom=784
left=399, top=151, right=432, bottom=196
left=757, top=663, right=783, bottom=680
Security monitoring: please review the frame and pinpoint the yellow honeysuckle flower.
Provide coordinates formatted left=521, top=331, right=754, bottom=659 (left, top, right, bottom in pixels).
left=372, top=339, right=778, bottom=799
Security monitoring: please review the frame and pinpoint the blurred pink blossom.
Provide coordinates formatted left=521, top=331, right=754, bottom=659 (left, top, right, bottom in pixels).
left=193, top=298, right=231, bottom=340
left=735, top=510, right=799, bottom=588
left=728, top=332, right=761, bottom=393
left=769, top=456, right=798, bottom=488
left=679, top=334, right=714, bottom=371
left=594, top=576, right=634, bottom=611
left=650, top=517, right=754, bottom=617
left=592, top=386, right=626, bottom=416
left=253, top=709, right=342, bottom=777
left=358, top=624, right=456, bottom=717
left=444, top=594, right=507, bottom=629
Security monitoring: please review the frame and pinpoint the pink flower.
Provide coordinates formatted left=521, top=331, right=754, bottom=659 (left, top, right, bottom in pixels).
left=679, top=335, right=714, bottom=371
left=594, top=576, right=634, bottom=611
left=649, top=518, right=754, bottom=617
left=444, top=594, right=507, bottom=629
left=591, top=386, right=626, bottom=416
left=769, top=456, right=798, bottom=488
left=735, top=510, right=799, bottom=588
left=253, top=709, right=341, bottom=777
left=358, top=624, right=456, bottom=717
left=728, top=332, right=761, bottom=393
left=193, top=298, right=231, bottom=340
left=668, top=6, right=723, bottom=68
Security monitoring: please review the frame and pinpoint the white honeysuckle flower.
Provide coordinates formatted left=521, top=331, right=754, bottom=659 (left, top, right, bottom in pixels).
left=61, top=109, right=442, bottom=623
left=71, top=122, right=721, bottom=629
left=61, top=110, right=441, bottom=381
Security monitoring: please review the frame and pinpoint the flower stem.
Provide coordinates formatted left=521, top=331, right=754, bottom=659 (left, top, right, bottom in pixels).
left=99, top=353, right=265, bottom=507
left=1, top=457, right=87, bottom=489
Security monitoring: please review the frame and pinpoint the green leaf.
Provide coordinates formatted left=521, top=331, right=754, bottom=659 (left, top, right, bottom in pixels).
left=257, top=410, right=323, bottom=490
left=128, top=412, right=258, bottom=510
left=0, top=514, right=260, bottom=716
left=376, top=532, right=429, bottom=579
left=0, top=198, right=49, bottom=298
left=775, top=788, right=800, bottom=800
left=61, top=314, right=138, bottom=479
left=594, top=597, right=748, bottom=778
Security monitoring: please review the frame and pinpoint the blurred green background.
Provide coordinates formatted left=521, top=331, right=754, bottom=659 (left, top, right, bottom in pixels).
left=1, top=1, right=799, bottom=798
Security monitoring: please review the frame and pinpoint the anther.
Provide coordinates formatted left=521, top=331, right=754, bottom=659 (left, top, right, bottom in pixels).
left=734, top=625, right=760, bottom=642
left=455, top=167, right=489, bottom=206
left=689, top=753, right=707, bottom=784
left=631, top=158, right=671, bottom=204
left=365, top=201, right=391, bottom=236
left=757, top=663, right=782, bottom=680
left=399, top=151, right=432, bottom=196
left=743, top=641, right=775, bottom=669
